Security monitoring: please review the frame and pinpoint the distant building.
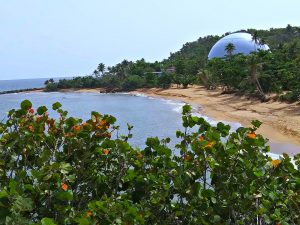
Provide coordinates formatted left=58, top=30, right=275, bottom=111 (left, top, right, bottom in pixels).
left=151, top=71, right=163, bottom=76
left=148, top=67, right=176, bottom=76
left=166, top=66, right=176, bottom=73
left=208, top=32, right=269, bottom=59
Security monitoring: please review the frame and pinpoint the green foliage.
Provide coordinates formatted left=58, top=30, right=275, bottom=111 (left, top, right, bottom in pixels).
left=157, top=72, right=173, bottom=89
left=166, top=25, right=300, bottom=101
left=45, top=83, right=58, bottom=92
left=20, top=100, right=32, bottom=110
left=43, top=26, right=300, bottom=102
left=279, top=90, right=300, bottom=103
left=0, top=100, right=299, bottom=224
left=121, top=75, right=146, bottom=91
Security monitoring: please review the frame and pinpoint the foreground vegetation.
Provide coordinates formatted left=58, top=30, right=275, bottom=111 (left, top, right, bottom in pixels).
left=0, top=101, right=299, bottom=224
left=45, top=25, right=300, bottom=102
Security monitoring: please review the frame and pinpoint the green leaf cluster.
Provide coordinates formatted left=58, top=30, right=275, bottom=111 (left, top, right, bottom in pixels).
left=0, top=100, right=299, bottom=224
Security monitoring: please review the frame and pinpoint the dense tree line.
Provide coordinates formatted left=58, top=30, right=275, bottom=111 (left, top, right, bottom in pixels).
left=45, top=59, right=178, bottom=91
left=45, top=25, right=300, bottom=102
left=204, top=39, right=300, bottom=102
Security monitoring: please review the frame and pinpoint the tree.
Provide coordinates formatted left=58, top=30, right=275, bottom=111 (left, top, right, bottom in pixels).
left=247, top=52, right=266, bottom=99
left=252, top=31, right=259, bottom=44
left=122, top=75, right=145, bottom=91
left=158, top=72, right=172, bottom=89
left=97, top=63, right=106, bottom=76
left=225, top=43, right=235, bottom=56
left=44, top=78, right=54, bottom=85
left=198, top=69, right=217, bottom=89
left=286, top=24, right=293, bottom=33
left=93, top=70, right=99, bottom=77
left=173, top=73, right=182, bottom=88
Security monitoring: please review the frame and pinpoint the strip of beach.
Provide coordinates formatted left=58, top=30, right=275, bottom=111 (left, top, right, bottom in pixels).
left=129, top=86, right=300, bottom=155
left=20, top=86, right=300, bottom=155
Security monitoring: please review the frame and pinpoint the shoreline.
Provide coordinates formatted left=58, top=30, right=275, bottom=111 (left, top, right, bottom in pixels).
left=129, top=86, right=300, bottom=156
left=7, top=86, right=300, bottom=155
left=0, top=87, right=44, bottom=95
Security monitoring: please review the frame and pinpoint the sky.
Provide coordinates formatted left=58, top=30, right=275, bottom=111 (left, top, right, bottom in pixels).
left=0, top=0, right=300, bottom=80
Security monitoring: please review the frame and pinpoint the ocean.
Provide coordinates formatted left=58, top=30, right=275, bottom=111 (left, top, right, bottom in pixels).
left=0, top=91, right=241, bottom=149
left=0, top=79, right=298, bottom=157
left=0, top=77, right=65, bottom=92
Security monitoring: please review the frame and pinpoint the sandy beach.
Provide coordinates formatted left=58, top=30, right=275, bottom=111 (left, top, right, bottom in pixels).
left=50, top=86, right=300, bottom=155
left=129, top=86, right=300, bottom=155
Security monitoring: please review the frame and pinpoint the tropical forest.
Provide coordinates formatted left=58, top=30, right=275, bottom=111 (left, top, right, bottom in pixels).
left=45, top=25, right=300, bottom=102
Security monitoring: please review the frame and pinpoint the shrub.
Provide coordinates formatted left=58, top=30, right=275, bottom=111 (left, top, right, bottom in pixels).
left=45, top=83, right=58, bottom=92
left=158, top=73, right=172, bottom=89
left=279, top=90, right=300, bottom=103
left=144, top=73, right=158, bottom=88
left=122, top=75, right=146, bottom=91
left=0, top=101, right=299, bottom=224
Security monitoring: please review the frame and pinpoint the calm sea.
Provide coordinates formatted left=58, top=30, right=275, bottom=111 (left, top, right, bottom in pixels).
left=0, top=79, right=299, bottom=157
left=0, top=77, right=66, bottom=92
left=0, top=91, right=242, bottom=150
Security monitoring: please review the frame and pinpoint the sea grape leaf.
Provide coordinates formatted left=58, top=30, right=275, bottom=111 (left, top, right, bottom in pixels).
left=52, top=102, right=62, bottom=110
left=55, top=191, right=73, bottom=201
left=20, top=100, right=32, bottom=110
left=37, top=106, right=48, bottom=115
left=251, top=120, right=262, bottom=128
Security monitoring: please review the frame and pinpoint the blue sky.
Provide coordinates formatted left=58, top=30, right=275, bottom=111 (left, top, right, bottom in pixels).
left=1, top=0, right=300, bottom=80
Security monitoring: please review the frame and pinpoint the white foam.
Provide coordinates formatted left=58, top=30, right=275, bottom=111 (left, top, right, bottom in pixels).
left=133, top=93, right=147, bottom=97
left=133, top=94, right=292, bottom=160
left=160, top=98, right=242, bottom=130
left=99, top=92, right=130, bottom=96
left=160, top=99, right=185, bottom=113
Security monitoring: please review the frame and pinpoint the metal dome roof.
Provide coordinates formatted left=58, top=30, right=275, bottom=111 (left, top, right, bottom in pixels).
left=208, top=32, right=269, bottom=59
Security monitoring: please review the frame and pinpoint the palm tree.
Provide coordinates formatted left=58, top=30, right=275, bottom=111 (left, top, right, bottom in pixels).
left=259, top=38, right=266, bottom=46
left=247, top=52, right=266, bottom=100
left=225, top=43, right=235, bottom=56
left=97, top=63, right=105, bottom=76
left=44, top=78, right=54, bottom=86
left=114, top=60, right=132, bottom=80
left=252, top=31, right=259, bottom=44
left=198, top=69, right=212, bottom=89
left=252, top=31, right=262, bottom=52
left=93, top=70, right=99, bottom=78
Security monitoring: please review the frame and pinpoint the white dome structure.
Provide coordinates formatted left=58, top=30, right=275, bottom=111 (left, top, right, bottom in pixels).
left=208, top=32, right=269, bottom=59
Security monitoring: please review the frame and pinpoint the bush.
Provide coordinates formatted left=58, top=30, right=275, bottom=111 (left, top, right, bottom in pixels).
left=158, top=73, right=172, bottom=89
left=144, top=73, right=158, bottom=88
left=0, top=101, right=299, bottom=224
left=45, top=83, right=58, bottom=92
left=279, top=90, right=300, bottom=103
left=122, top=75, right=146, bottom=91
left=98, top=75, right=122, bottom=89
